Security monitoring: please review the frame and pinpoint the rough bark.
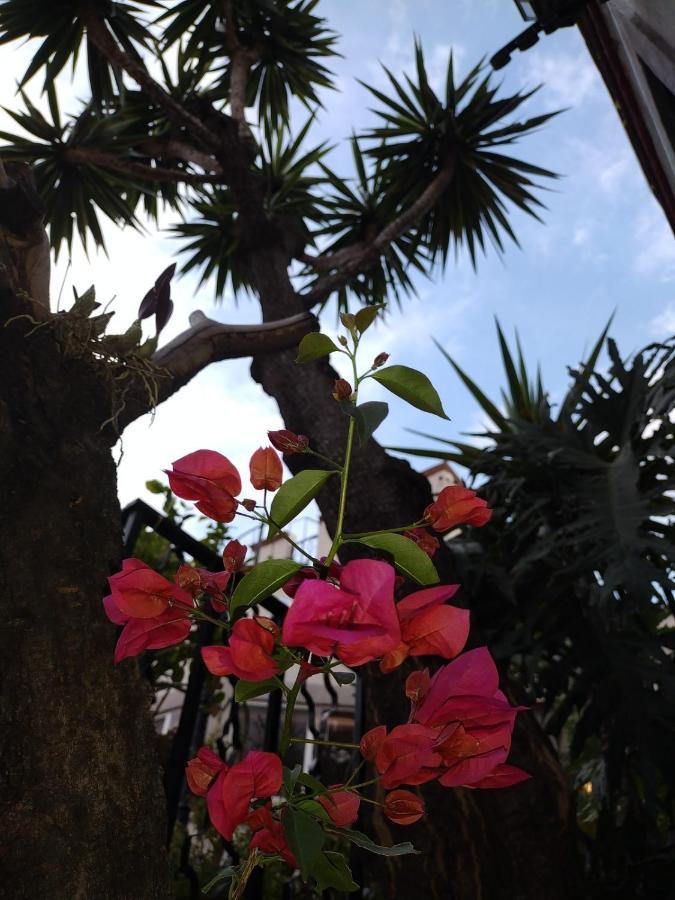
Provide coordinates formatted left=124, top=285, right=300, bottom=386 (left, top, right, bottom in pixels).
left=251, top=345, right=585, bottom=899
left=0, top=283, right=172, bottom=898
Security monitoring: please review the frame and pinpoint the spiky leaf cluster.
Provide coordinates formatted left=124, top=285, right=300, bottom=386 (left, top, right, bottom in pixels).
left=394, top=326, right=675, bottom=895
left=159, top=0, right=338, bottom=127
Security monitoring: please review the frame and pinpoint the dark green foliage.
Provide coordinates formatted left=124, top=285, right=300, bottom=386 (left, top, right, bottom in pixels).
left=361, top=44, right=558, bottom=269
left=396, top=326, right=675, bottom=897
left=0, top=1, right=557, bottom=307
left=159, top=0, right=338, bottom=127
left=0, top=0, right=157, bottom=105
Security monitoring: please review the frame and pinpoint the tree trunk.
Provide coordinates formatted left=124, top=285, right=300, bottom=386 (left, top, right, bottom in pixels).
left=0, top=287, right=172, bottom=898
left=251, top=346, right=586, bottom=899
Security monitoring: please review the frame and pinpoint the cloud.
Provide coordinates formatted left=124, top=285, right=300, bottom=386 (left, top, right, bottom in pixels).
left=634, top=208, right=675, bottom=281
left=520, top=48, right=599, bottom=108
left=649, top=303, right=675, bottom=337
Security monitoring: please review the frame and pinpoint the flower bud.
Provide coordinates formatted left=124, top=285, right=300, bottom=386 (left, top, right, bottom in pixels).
left=222, top=539, right=247, bottom=573
left=241, top=498, right=256, bottom=511
left=373, top=352, right=389, bottom=368
left=268, top=429, right=309, bottom=454
left=340, top=312, right=356, bottom=332
left=383, top=790, right=424, bottom=825
left=338, top=335, right=349, bottom=347
left=333, top=379, right=353, bottom=402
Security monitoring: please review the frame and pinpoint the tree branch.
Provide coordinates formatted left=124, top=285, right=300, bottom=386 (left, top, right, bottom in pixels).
left=63, top=147, right=223, bottom=186
left=78, top=0, right=226, bottom=157
left=141, top=140, right=224, bottom=176
left=300, top=155, right=457, bottom=308
left=118, top=310, right=315, bottom=429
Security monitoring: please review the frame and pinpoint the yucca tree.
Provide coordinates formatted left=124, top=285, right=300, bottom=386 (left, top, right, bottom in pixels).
left=394, top=323, right=675, bottom=898
left=0, top=3, right=583, bottom=898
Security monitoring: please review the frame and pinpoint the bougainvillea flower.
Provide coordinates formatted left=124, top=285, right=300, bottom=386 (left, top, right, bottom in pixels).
left=318, top=786, right=360, bottom=827
left=359, top=725, right=387, bottom=762
left=248, top=804, right=296, bottom=866
left=186, top=747, right=227, bottom=797
left=268, top=429, right=309, bottom=454
left=282, top=559, right=401, bottom=667
left=424, top=485, right=492, bottom=532
left=165, top=450, right=241, bottom=522
left=374, top=724, right=443, bottom=789
left=249, top=446, right=283, bottom=492
left=413, top=648, right=529, bottom=788
left=404, top=527, right=440, bottom=558
left=207, top=751, right=282, bottom=840
left=173, top=564, right=230, bottom=612
left=383, top=790, right=425, bottom=825
left=104, top=596, right=191, bottom=663
left=222, top=539, right=247, bottom=573
left=202, top=617, right=280, bottom=682
left=380, top=584, right=468, bottom=673
left=108, top=558, right=192, bottom=619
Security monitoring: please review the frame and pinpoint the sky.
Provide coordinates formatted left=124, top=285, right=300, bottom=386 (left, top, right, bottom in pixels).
left=2, top=0, right=674, bottom=535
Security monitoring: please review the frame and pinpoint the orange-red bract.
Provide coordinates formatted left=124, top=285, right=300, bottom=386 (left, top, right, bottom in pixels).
left=165, top=450, right=241, bottom=522
left=186, top=747, right=227, bottom=797
left=108, top=558, right=191, bottom=619
left=383, top=790, right=425, bottom=825
left=202, top=617, right=280, bottom=682
left=318, top=786, right=361, bottom=826
left=207, top=751, right=282, bottom=840
left=380, top=583, right=468, bottom=673
left=222, top=539, right=247, bottom=573
left=249, top=446, right=283, bottom=491
left=282, top=560, right=401, bottom=667
left=424, top=485, right=492, bottom=532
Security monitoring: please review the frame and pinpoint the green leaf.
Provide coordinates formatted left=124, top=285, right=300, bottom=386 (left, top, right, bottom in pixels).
left=351, top=401, right=389, bottom=445
left=371, top=365, right=448, bottom=419
left=234, top=678, right=280, bottom=702
left=283, top=808, right=325, bottom=879
left=230, top=559, right=303, bottom=617
left=268, top=469, right=336, bottom=537
left=296, top=332, right=340, bottom=363
left=312, top=851, right=359, bottom=893
left=337, top=827, right=419, bottom=856
left=297, top=772, right=328, bottom=795
left=297, top=798, right=332, bottom=821
left=283, top=764, right=302, bottom=795
left=354, top=304, right=383, bottom=334
left=346, top=534, right=439, bottom=585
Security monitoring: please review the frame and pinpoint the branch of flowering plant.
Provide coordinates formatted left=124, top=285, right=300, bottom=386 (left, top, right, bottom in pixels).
left=241, top=505, right=320, bottom=566
left=323, top=340, right=360, bottom=567
left=290, top=737, right=361, bottom=750
left=343, top=520, right=426, bottom=540
left=303, top=447, right=343, bottom=470
left=279, top=669, right=304, bottom=757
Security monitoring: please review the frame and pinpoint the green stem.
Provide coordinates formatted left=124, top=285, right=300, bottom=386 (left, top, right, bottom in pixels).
left=279, top=671, right=303, bottom=757
left=324, top=414, right=354, bottom=567
left=304, top=448, right=343, bottom=470
left=342, top=520, right=425, bottom=540
left=290, top=737, right=360, bottom=750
